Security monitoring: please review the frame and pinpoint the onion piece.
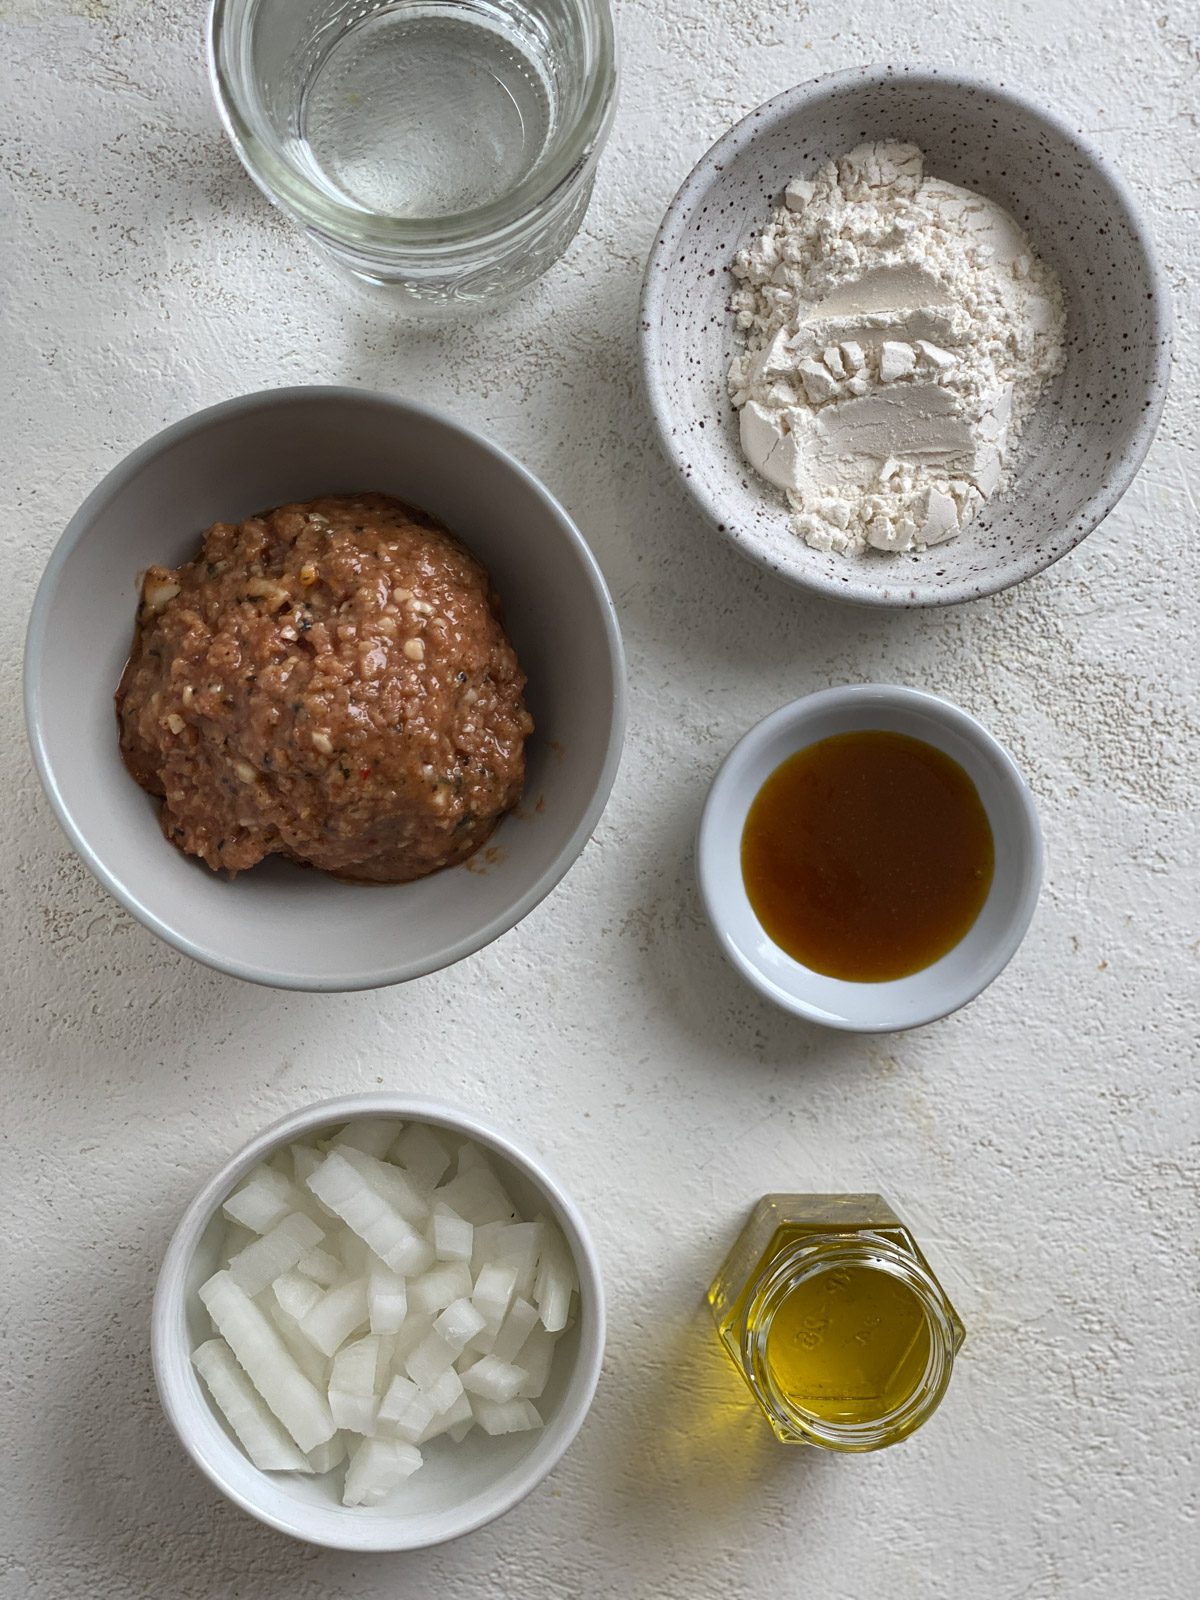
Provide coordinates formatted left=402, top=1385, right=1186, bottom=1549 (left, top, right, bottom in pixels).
left=436, top=1161, right=517, bottom=1226
left=377, top=1375, right=438, bottom=1444
left=426, top=1366, right=464, bottom=1412
left=335, top=1146, right=430, bottom=1225
left=391, top=1310, right=435, bottom=1366
left=338, top=1231, right=370, bottom=1275
left=390, top=1124, right=452, bottom=1189
left=472, top=1263, right=518, bottom=1340
left=198, top=1270, right=335, bottom=1452
left=459, top=1354, right=529, bottom=1404
left=373, top=1334, right=397, bottom=1391
left=222, top=1168, right=300, bottom=1234
left=192, top=1339, right=313, bottom=1473
left=471, top=1398, right=543, bottom=1436
left=490, top=1221, right=543, bottom=1301
left=515, top=1328, right=555, bottom=1399
left=306, top=1431, right=348, bottom=1475
left=329, top=1120, right=401, bottom=1160
left=222, top=1220, right=257, bottom=1260
left=416, top=1389, right=474, bottom=1444
left=454, top=1139, right=487, bottom=1175
left=430, top=1206, right=474, bottom=1263
left=534, top=1224, right=577, bottom=1334
left=329, top=1336, right=380, bottom=1395
left=433, top=1297, right=486, bottom=1356
left=470, top=1221, right=505, bottom=1277
left=259, top=1294, right=331, bottom=1388
left=404, top=1327, right=457, bottom=1390
left=342, top=1437, right=423, bottom=1507
left=272, top=1270, right=323, bottom=1324
left=298, top=1277, right=370, bottom=1358
left=329, top=1338, right=382, bottom=1434
left=367, top=1259, right=408, bottom=1336
left=409, top=1261, right=473, bottom=1317
left=491, top=1296, right=539, bottom=1365
left=228, top=1212, right=324, bottom=1297
left=296, top=1245, right=341, bottom=1287
left=306, top=1152, right=433, bottom=1276
left=290, top=1144, right=323, bottom=1189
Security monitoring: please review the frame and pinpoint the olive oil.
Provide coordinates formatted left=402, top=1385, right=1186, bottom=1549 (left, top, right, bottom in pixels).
left=740, top=730, right=994, bottom=981
left=708, top=1195, right=964, bottom=1450
left=764, top=1260, right=932, bottom=1426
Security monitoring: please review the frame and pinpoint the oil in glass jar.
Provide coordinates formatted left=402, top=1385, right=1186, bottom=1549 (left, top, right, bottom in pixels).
left=708, top=1195, right=964, bottom=1451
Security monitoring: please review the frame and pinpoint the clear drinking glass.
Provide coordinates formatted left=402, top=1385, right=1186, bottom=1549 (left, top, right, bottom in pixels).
left=208, top=0, right=617, bottom=302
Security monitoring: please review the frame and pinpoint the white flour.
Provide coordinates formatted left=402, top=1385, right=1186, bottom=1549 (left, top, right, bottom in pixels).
left=729, top=142, right=1066, bottom=554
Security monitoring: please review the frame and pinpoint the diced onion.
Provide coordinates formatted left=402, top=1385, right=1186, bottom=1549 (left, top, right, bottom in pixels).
left=391, top=1124, right=452, bottom=1189
left=367, top=1259, right=408, bottom=1335
left=459, top=1354, right=529, bottom=1403
left=198, top=1271, right=335, bottom=1453
left=192, top=1339, right=312, bottom=1473
left=194, top=1120, right=576, bottom=1506
left=408, top=1260, right=473, bottom=1317
left=430, top=1206, right=474, bottom=1263
left=472, top=1398, right=544, bottom=1437
left=228, top=1213, right=324, bottom=1297
left=342, top=1437, right=422, bottom=1507
left=299, top=1277, right=369, bottom=1358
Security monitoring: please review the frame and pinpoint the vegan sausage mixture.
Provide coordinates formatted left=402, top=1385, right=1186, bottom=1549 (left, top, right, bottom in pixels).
left=116, top=493, right=532, bottom=882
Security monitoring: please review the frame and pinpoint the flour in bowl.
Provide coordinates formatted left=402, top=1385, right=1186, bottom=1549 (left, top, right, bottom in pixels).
left=729, top=142, right=1066, bottom=555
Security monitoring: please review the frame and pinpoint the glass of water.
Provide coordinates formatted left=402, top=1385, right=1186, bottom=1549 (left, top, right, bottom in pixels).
left=208, top=0, right=617, bottom=303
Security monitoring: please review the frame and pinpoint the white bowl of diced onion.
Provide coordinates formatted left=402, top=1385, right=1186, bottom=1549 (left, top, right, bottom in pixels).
left=152, top=1094, right=604, bottom=1551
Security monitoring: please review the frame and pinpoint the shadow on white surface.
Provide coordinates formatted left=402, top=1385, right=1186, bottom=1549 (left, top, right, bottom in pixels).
left=596, top=1301, right=829, bottom=1582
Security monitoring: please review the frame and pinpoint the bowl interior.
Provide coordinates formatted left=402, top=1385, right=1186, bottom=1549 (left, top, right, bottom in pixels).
left=27, top=389, right=623, bottom=988
left=643, top=68, right=1168, bottom=605
left=157, top=1103, right=599, bottom=1550
left=698, top=688, right=1042, bottom=1029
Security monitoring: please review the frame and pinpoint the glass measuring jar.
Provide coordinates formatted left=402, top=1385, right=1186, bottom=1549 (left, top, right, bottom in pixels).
left=708, top=1194, right=965, bottom=1451
left=208, top=0, right=617, bottom=302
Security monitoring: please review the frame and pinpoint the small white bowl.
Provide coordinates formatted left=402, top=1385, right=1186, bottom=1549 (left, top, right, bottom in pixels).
left=641, top=66, right=1171, bottom=607
left=24, top=386, right=626, bottom=990
left=152, top=1094, right=605, bottom=1552
left=697, top=685, right=1043, bottom=1031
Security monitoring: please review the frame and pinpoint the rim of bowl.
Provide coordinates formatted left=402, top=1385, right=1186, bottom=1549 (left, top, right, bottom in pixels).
left=696, top=684, right=1045, bottom=1031
left=23, top=386, right=627, bottom=992
left=207, top=0, right=618, bottom=253
left=640, top=64, right=1173, bottom=609
left=152, top=1092, right=607, bottom=1552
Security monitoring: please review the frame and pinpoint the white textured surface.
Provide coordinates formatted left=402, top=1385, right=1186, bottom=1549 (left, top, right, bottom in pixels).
left=2, top=1, right=1197, bottom=1595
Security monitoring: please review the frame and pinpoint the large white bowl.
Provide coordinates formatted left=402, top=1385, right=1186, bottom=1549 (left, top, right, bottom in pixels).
left=697, top=685, right=1043, bottom=1030
left=152, top=1094, right=605, bottom=1552
left=24, top=387, right=625, bottom=990
left=641, top=66, right=1171, bottom=607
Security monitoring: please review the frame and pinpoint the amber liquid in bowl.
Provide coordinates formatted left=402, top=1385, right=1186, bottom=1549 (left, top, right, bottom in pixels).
left=741, top=730, right=994, bottom=981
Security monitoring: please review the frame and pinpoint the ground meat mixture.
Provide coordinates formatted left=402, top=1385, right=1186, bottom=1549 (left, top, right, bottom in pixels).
left=116, top=493, right=532, bottom=882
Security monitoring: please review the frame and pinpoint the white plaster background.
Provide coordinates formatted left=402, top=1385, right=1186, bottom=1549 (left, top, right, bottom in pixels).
left=2, top=1, right=1197, bottom=1595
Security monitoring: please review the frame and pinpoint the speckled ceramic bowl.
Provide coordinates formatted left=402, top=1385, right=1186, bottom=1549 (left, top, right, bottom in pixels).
left=641, top=66, right=1171, bottom=607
